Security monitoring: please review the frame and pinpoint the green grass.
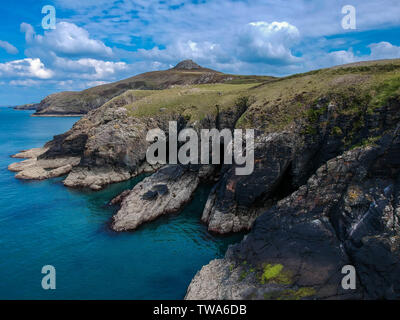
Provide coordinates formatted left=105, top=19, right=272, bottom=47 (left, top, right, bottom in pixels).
left=350, top=135, right=381, bottom=150
left=332, top=126, right=344, bottom=136
left=330, top=63, right=400, bottom=75
left=370, top=76, right=400, bottom=110
left=224, top=75, right=275, bottom=84
left=235, top=59, right=400, bottom=132
left=123, top=83, right=258, bottom=121
left=98, top=59, right=400, bottom=137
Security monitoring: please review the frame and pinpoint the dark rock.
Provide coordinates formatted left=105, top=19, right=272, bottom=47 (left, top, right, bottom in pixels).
left=153, top=184, right=169, bottom=196
left=142, top=190, right=158, bottom=201
left=173, top=60, right=202, bottom=70
left=187, top=137, right=400, bottom=299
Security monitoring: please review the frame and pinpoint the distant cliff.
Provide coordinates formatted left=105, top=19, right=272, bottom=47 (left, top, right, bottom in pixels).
left=13, top=103, right=39, bottom=111
left=16, top=60, right=272, bottom=116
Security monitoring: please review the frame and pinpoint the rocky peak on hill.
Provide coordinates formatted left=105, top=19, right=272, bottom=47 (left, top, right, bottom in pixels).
left=173, top=60, right=202, bottom=70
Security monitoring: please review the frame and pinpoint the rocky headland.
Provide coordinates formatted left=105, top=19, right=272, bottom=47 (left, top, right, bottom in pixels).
left=15, top=60, right=272, bottom=116
left=13, top=103, right=39, bottom=111
left=9, top=59, right=400, bottom=299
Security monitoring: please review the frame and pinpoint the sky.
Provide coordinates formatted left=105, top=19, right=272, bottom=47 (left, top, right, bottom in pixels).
left=0, top=0, right=399, bottom=105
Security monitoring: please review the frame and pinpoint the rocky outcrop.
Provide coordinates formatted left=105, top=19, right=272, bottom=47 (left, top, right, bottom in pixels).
left=52, top=106, right=171, bottom=190
left=173, top=60, right=202, bottom=70
left=20, top=76, right=252, bottom=190
left=8, top=147, right=80, bottom=180
left=13, top=103, right=39, bottom=111
left=63, top=166, right=133, bottom=191
left=112, top=165, right=200, bottom=231
left=186, top=131, right=400, bottom=300
left=11, top=148, right=47, bottom=159
left=200, top=94, right=400, bottom=235
left=201, top=132, right=296, bottom=233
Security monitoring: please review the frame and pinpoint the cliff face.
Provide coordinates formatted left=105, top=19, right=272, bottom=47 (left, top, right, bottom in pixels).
left=13, top=103, right=39, bottom=110
left=187, top=141, right=400, bottom=300
left=8, top=59, right=400, bottom=299
left=185, top=61, right=400, bottom=300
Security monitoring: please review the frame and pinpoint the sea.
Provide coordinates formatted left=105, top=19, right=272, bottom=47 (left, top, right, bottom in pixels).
left=0, top=107, right=243, bottom=299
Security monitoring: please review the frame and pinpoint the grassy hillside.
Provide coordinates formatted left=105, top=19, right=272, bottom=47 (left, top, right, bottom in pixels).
left=236, top=59, right=400, bottom=132
left=31, top=63, right=274, bottom=115
left=122, top=83, right=258, bottom=121
left=99, top=59, right=400, bottom=135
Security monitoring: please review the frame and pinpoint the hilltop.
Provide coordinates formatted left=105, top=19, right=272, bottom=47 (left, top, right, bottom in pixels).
left=21, top=60, right=274, bottom=116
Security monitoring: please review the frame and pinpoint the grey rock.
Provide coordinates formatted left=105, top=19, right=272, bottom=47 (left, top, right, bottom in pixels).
left=111, top=165, right=200, bottom=231
left=187, top=141, right=400, bottom=300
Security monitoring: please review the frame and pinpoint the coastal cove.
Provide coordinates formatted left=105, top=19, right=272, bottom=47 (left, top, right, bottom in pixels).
left=0, top=108, right=243, bottom=300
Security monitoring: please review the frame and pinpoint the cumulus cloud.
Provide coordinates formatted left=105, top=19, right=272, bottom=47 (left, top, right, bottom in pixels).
left=138, top=40, right=230, bottom=66
left=0, top=58, right=53, bottom=79
left=0, top=40, right=18, bottom=54
left=53, top=56, right=127, bottom=79
left=136, top=20, right=301, bottom=71
left=236, top=21, right=300, bottom=65
left=3, top=21, right=128, bottom=88
left=303, top=41, right=400, bottom=72
left=22, top=22, right=113, bottom=59
left=369, top=42, right=400, bottom=60
left=57, top=0, right=400, bottom=48
left=327, top=50, right=357, bottom=65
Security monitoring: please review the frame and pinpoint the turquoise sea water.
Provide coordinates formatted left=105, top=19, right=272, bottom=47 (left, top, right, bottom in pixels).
left=0, top=108, right=243, bottom=300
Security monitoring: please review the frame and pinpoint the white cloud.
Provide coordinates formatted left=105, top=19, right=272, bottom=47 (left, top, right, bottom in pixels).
left=369, top=42, right=400, bottom=60
left=236, top=21, right=300, bottom=65
left=53, top=56, right=127, bottom=79
left=20, top=23, right=35, bottom=42
left=328, top=50, right=357, bottom=65
left=22, top=22, right=113, bottom=59
left=136, top=20, right=301, bottom=71
left=38, top=0, right=399, bottom=78
left=304, top=41, right=400, bottom=72
left=56, top=0, right=400, bottom=47
left=3, top=21, right=128, bottom=88
left=0, top=58, right=53, bottom=79
left=0, top=40, right=18, bottom=54
left=138, top=40, right=229, bottom=66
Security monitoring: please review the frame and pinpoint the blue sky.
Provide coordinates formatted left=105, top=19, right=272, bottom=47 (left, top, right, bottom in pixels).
left=0, top=0, right=399, bottom=105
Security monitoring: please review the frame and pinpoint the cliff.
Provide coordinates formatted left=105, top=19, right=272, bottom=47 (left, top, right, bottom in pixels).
left=13, top=103, right=39, bottom=110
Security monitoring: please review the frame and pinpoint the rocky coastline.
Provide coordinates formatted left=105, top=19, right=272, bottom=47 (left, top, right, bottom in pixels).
left=8, top=59, right=400, bottom=299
